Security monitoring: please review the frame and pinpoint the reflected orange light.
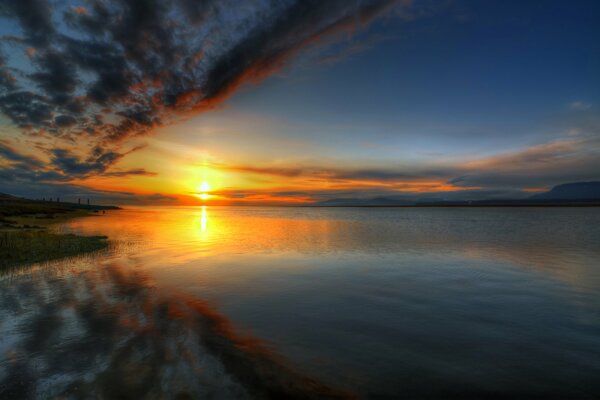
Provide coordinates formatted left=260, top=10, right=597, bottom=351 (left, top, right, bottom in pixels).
left=201, top=206, right=207, bottom=232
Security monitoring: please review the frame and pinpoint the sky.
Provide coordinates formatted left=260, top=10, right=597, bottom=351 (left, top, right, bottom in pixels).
left=0, top=0, right=599, bottom=205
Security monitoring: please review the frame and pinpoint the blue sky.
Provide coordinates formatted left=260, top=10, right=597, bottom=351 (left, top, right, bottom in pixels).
left=215, top=0, right=598, bottom=156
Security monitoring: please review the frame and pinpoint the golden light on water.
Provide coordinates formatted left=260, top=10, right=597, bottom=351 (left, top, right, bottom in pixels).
left=200, top=206, right=207, bottom=232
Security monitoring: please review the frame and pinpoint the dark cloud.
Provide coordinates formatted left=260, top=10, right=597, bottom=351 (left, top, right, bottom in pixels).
left=0, top=91, right=54, bottom=128
left=0, top=142, right=155, bottom=189
left=50, top=147, right=122, bottom=176
left=102, top=169, right=157, bottom=178
left=0, top=0, right=55, bottom=46
left=0, top=0, right=402, bottom=150
left=54, top=114, right=77, bottom=128
left=29, top=51, right=78, bottom=99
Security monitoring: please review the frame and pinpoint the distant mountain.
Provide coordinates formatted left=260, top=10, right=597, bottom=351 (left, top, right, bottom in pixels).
left=312, top=182, right=600, bottom=207
left=530, top=182, right=600, bottom=200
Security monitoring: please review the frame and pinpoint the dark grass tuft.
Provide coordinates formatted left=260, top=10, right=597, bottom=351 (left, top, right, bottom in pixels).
left=0, top=231, right=108, bottom=271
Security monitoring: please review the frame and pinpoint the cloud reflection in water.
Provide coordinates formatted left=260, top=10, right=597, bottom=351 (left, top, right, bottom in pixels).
left=0, top=262, right=354, bottom=399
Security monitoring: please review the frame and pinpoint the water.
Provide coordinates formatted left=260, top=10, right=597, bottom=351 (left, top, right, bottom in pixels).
left=2, top=206, right=600, bottom=398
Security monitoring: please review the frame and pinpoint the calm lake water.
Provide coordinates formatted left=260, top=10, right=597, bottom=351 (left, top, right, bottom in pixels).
left=2, top=206, right=600, bottom=399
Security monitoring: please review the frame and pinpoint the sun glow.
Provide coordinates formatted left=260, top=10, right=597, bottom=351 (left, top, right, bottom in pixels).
left=199, top=181, right=210, bottom=192
left=197, top=181, right=211, bottom=201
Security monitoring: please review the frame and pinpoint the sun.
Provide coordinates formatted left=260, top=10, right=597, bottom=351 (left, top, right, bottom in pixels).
left=199, top=181, right=210, bottom=192
left=197, top=181, right=211, bottom=201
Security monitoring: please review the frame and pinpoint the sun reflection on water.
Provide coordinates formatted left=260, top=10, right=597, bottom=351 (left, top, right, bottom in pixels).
left=194, top=205, right=210, bottom=239
left=201, top=205, right=207, bottom=233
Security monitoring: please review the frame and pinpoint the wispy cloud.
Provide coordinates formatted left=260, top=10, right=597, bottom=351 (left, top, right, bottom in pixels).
left=209, top=134, right=600, bottom=203
left=569, top=101, right=592, bottom=110
left=448, top=135, right=600, bottom=189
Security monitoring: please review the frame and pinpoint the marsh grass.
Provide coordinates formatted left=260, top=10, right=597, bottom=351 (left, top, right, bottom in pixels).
left=0, top=230, right=108, bottom=271
left=0, top=195, right=116, bottom=270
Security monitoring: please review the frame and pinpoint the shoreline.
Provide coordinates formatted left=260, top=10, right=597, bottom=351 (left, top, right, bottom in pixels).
left=0, top=196, right=115, bottom=271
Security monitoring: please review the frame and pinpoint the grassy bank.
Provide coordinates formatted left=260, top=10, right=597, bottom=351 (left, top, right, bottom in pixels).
left=0, top=231, right=108, bottom=270
left=0, top=193, right=115, bottom=271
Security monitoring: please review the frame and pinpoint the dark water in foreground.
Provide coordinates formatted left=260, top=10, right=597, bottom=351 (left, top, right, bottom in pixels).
left=1, top=206, right=600, bottom=399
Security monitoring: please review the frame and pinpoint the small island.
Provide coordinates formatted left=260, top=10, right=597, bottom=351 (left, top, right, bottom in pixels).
left=0, top=193, right=118, bottom=271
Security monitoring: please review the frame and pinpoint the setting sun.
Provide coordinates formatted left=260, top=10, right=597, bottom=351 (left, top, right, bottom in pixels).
left=199, top=182, right=210, bottom=192
left=197, top=181, right=211, bottom=201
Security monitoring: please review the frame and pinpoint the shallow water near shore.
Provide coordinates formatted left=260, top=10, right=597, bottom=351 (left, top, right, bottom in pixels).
left=1, top=206, right=600, bottom=398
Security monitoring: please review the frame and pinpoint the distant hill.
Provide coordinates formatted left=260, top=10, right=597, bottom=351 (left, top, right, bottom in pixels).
left=312, top=182, right=600, bottom=207
left=530, top=182, right=600, bottom=200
